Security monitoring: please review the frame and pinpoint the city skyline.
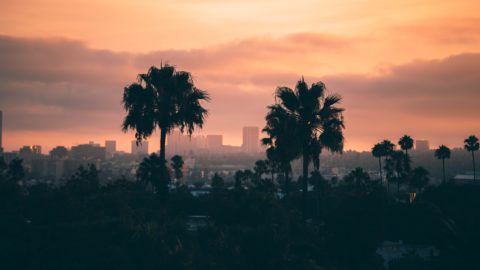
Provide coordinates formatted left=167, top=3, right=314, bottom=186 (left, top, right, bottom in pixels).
left=1, top=1, right=480, bottom=152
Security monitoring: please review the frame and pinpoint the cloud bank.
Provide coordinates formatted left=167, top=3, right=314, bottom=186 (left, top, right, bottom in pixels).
left=1, top=34, right=479, bottom=152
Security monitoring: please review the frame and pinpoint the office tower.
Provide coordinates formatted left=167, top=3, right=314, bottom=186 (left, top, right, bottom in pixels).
left=0, top=110, right=2, bottom=153
left=131, top=140, right=149, bottom=156
left=415, top=140, right=430, bottom=151
left=206, top=135, right=223, bottom=151
left=242, top=126, right=260, bottom=153
left=105, top=140, right=116, bottom=158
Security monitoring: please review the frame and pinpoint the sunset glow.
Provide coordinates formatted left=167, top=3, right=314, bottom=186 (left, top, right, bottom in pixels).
left=1, top=0, right=480, bottom=152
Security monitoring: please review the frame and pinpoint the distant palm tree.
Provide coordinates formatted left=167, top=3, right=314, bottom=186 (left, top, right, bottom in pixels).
left=371, top=140, right=395, bottom=182
left=398, top=135, right=414, bottom=171
left=410, top=167, right=430, bottom=193
left=171, top=155, right=184, bottom=184
left=464, top=135, right=479, bottom=181
left=122, top=64, right=209, bottom=166
left=385, top=150, right=406, bottom=196
left=253, top=160, right=269, bottom=180
left=265, top=78, right=345, bottom=219
left=434, top=145, right=451, bottom=184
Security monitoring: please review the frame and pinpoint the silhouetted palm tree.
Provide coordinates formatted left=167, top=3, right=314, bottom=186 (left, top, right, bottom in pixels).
left=343, top=167, right=371, bottom=195
left=371, top=140, right=394, bottom=182
left=171, top=155, right=184, bottom=184
left=262, top=106, right=302, bottom=195
left=122, top=64, right=209, bottom=166
left=385, top=150, right=406, bottom=196
left=464, top=135, right=479, bottom=181
left=410, top=167, right=430, bottom=192
left=398, top=135, right=414, bottom=171
left=434, top=145, right=451, bottom=184
left=254, top=160, right=269, bottom=180
left=265, top=78, right=344, bottom=219
left=137, top=153, right=170, bottom=195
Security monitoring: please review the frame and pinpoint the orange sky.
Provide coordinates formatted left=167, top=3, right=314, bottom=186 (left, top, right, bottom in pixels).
left=1, top=0, right=480, bottom=153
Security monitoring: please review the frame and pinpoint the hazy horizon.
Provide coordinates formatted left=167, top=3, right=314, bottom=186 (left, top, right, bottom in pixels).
left=1, top=0, right=479, bottom=153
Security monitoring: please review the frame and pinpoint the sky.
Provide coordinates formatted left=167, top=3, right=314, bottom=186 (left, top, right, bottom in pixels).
left=1, top=0, right=480, bottom=153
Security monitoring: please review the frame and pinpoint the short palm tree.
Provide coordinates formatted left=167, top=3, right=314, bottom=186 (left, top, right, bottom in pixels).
left=410, top=167, right=430, bottom=192
left=171, top=155, right=184, bottom=184
left=137, top=153, right=170, bottom=194
left=265, top=78, right=345, bottom=219
left=122, top=64, right=209, bottom=165
left=398, top=135, right=414, bottom=171
left=434, top=145, right=451, bottom=184
left=464, top=135, right=479, bottom=181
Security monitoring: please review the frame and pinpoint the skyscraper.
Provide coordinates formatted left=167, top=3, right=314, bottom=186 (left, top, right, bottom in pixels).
left=242, top=126, right=259, bottom=153
left=0, top=110, right=3, bottom=153
left=131, top=140, right=149, bottom=156
left=105, top=140, right=116, bottom=158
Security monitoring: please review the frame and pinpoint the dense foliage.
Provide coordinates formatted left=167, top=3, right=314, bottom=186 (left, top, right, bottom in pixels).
left=1, top=160, right=479, bottom=270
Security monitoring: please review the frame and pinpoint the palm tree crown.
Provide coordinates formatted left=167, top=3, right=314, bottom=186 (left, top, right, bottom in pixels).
left=399, top=135, right=414, bottom=153
left=464, top=135, right=480, bottom=152
left=435, top=145, right=451, bottom=160
left=122, top=64, right=209, bottom=163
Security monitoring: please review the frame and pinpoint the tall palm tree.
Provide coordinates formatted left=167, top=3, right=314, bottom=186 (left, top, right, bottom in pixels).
left=464, top=135, right=479, bottom=181
left=262, top=107, right=301, bottom=196
left=371, top=140, right=395, bottom=182
left=398, top=135, right=414, bottom=171
left=434, top=145, right=451, bottom=184
left=384, top=149, right=404, bottom=195
left=265, top=78, right=344, bottom=219
left=122, top=64, right=209, bottom=166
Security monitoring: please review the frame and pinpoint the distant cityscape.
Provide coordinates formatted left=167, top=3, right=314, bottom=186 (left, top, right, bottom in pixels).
left=1, top=109, right=477, bottom=187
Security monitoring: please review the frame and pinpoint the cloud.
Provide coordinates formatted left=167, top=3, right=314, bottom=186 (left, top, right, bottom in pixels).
left=0, top=34, right=479, bottom=152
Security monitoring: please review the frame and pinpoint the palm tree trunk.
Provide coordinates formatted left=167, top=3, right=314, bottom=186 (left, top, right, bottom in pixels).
left=302, top=149, right=309, bottom=221
left=378, top=157, right=383, bottom=181
left=473, top=151, right=476, bottom=181
left=442, top=158, right=446, bottom=184
left=160, top=128, right=167, bottom=163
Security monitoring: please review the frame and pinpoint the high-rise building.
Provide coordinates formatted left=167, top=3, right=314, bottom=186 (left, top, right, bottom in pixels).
left=206, top=135, right=223, bottom=151
left=131, top=140, right=149, bottom=156
left=105, top=140, right=116, bottom=158
left=242, top=126, right=260, bottom=153
left=415, top=140, right=430, bottom=151
left=0, top=110, right=3, bottom=153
